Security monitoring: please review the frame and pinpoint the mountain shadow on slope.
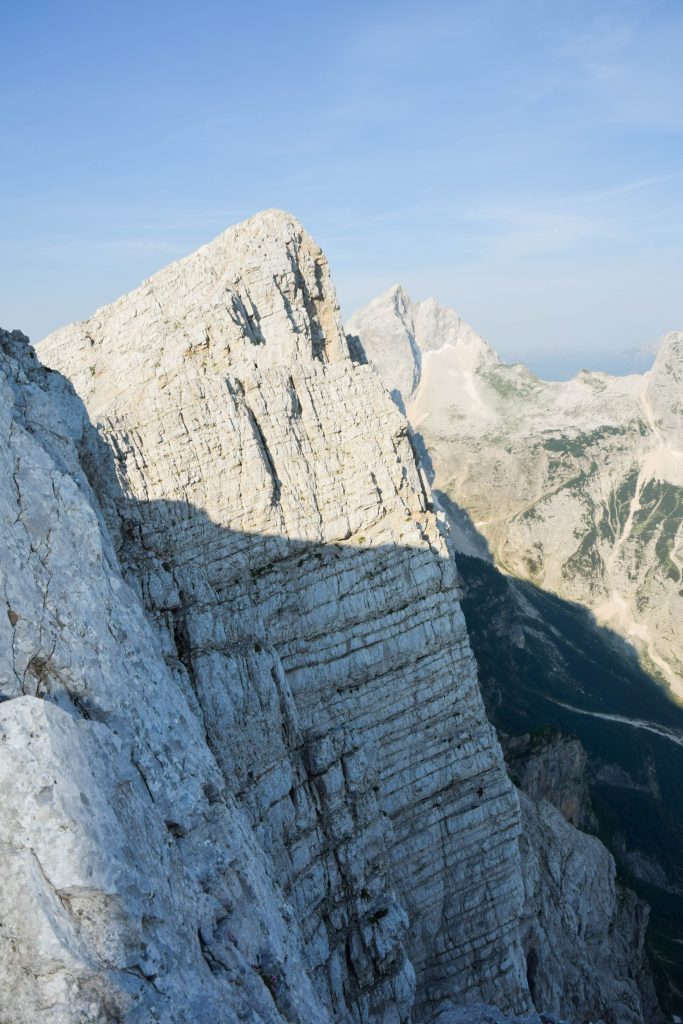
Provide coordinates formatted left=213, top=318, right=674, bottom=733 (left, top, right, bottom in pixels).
left=73, top=414, right=669, bottom=1023
left=401, top=417, right=683, bottom=1012
left=455, top=552, right=683, bottom=1016
left=6, top=317, right=673, bottom=1022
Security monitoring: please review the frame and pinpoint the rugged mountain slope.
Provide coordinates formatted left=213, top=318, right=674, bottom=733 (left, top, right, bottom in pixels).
left=0, top=212, right=661, bottom=1024
left=456, top=554, right=683, bottom=1015
left=36, top=211, right=530, bottom=1022
left=347, top=288, right=683, bottom=698
left=517, top=788, right=655, bottom=1024
left=0, top=327, right=332, bottom=1024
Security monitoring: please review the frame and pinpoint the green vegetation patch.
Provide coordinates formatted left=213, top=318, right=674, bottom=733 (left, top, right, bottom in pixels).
left=480, top=367, right=539, bottom=399
left=597, top=466, right=640, bottom=545
left=540, top=424, right=627, bottom=462
left=631, top=480, right=683, bottom=582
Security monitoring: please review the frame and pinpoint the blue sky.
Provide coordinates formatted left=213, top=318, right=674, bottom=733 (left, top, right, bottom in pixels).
left=2, top=0, right=682, bottom=377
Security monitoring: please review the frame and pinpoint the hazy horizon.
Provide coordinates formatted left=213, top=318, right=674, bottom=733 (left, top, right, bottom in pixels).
left=3, top=0, right=682, bottom=377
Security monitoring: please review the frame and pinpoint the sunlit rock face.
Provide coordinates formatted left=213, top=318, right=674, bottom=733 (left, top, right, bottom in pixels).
left=0, top=326, right=333, bottom=1024
left=348, top=290, right=683, bottom=700
left=22, top=210, right=525, bottom=1023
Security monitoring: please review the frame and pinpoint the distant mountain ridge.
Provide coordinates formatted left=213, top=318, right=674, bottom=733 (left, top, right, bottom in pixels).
left=347, top=288, right=683, bottom=699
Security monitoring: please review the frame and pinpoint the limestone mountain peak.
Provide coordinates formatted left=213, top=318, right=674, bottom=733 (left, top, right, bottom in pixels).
left=646, top=331, right=683, bottom=440
left=349, top=286, right=683, bottom=698
left=347, top=284, right=498, bottom=413
left=40, top=208, right=349, bottom=419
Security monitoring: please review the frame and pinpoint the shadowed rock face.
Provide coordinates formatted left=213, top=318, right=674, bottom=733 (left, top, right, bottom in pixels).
left=0, top=213, right=661, bottom=1024
left=502, top=732, right=596, bottom=833
left=517, top=790, right=654, bottom=1024
left=456, top=552, right=682, bottom=1018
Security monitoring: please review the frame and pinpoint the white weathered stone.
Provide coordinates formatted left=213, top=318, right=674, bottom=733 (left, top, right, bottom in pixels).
left=26, top=211, right=528, bottom=1022
left=0, top=212, right=663, bottom=1024
left=0, top=327, right=331, bottom=1024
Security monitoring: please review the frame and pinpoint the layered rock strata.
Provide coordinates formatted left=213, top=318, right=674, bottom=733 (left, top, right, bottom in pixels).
left=33, top=211, right=528, bottom=1022
left=518, top=791, right=656, bottom=1024
left=504, top=732, right=660, bottom=1024
left=0, top=327, right=333, bottom=1024
left=502, top=733, right=596, bottom=833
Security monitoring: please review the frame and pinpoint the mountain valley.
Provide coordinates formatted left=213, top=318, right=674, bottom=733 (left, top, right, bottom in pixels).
left=347, top=287, right=683, bottom=699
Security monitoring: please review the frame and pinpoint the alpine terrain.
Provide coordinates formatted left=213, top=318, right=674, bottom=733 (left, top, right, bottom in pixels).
left=0, top=212, right=669, bottom=1023
left=347, top=286, right=683, bottom=698
left=347, top=286, right=683, bottom=1012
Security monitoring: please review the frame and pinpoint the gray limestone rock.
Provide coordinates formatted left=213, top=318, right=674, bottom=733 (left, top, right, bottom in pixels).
left=502, top=732, right=596, bottom=833
left=2, top=213, right=528, bottom=1023
left=518, top=791, right=660, bottom=1024
left=0, top=327, right=330, bottom=1024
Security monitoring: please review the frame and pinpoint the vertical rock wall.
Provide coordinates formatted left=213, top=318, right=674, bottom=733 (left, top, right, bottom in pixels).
left=33, top=211, right=530, bottom=1020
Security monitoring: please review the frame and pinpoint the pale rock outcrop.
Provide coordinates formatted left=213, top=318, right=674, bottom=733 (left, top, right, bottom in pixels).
left=348, top=289, right=683, bottom=699
left=518, top=792, right=657, bottom=1024
left=346, top=286, right=497, bottom=414
left=646, top=331, right=683, bottom=448
left=32, top=212, right=529, bottom=1022
left=0, top=327, right=332, bottom=1024
left=502, top=733, right=596, bottom=833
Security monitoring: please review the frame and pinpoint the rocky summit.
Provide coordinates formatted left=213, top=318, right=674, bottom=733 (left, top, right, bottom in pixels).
left=0, top=212, right=664, bottom=1024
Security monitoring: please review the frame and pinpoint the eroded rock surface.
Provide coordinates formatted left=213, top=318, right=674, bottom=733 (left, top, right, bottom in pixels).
left=503, top=731, right=660, bottom=1023
left=502, top=732, right=596, bottom=833
left=518, top=792, right=660, bottom=1024
left=31, top=212, right=527, bottom=1022
left=0, top=327, right=332, bottom=1023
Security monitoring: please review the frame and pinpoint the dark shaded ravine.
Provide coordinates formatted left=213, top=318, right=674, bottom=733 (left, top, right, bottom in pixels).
left=456, top=553, right=683, bottom=1016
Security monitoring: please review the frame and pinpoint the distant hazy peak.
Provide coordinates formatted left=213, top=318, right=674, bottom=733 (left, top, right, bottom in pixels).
left=412, top=295, right=499, bottom=365
left=651, top=330, right=683, bottom=374
left=345, top=285, right=422, bottom=408
left=646, top=330, right=683, bottom=446
left=346, top=285, right=498, bottom=407
left=385, top=282, right=412, bottom=313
